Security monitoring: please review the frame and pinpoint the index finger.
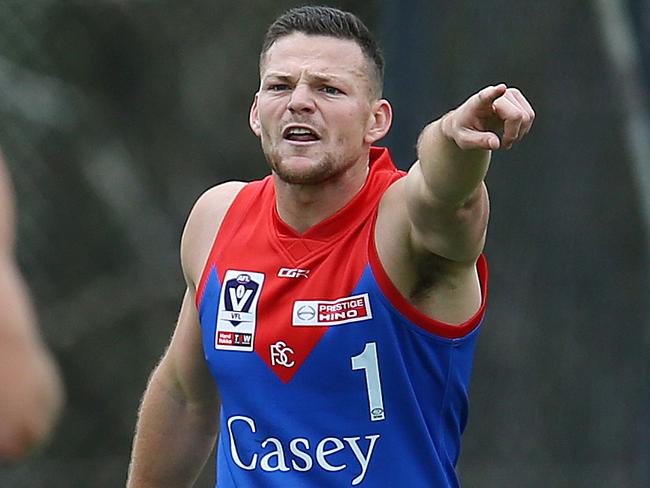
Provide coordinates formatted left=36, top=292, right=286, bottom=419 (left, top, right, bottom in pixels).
left=476, top=83, right=508, bottom=108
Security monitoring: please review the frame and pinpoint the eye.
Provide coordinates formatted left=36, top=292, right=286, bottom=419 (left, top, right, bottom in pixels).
left=268, top=84, right=290, bottom=92
left=320, top=86, right=342, bottom=95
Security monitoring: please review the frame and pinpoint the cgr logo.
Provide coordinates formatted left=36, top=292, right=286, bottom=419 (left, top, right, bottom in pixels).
left=277, top=267, right=310, bottom=278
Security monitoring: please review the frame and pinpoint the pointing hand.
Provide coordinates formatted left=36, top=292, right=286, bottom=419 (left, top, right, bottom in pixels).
left=441, top=84, right=535, bottom=151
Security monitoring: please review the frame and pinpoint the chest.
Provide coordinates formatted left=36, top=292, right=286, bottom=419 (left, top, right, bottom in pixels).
left=198, top=203, right=377, bottom=382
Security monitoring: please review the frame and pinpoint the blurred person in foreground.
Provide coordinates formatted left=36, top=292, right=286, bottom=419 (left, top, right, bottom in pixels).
left=0, top=153, right=64, bottom=462
left=127, top=6, right=534, bottom=488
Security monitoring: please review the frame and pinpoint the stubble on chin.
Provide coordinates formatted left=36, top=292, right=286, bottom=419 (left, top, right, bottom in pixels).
left=264, top=147, right=342, bottom=185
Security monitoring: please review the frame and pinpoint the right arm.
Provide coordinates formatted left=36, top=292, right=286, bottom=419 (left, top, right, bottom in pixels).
left=126, top=288, right=220, bottom=488
left=127, top=182, right=244, bottom=488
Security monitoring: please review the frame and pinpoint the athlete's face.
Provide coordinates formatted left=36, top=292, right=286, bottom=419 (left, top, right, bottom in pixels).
left=250, top=33, right=391, bottom=185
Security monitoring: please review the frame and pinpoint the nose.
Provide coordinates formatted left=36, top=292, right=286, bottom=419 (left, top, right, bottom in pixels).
left=287, top=84, right=315, bottom=114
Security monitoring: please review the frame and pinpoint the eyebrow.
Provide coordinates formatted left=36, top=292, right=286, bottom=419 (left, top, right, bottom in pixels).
left=263, top=71, right=356, bottom=85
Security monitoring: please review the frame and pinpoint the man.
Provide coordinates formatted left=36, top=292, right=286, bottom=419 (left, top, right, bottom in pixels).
left=127, top=6, right=534, bottom=487
left=0, top=153, right=64, bottom=462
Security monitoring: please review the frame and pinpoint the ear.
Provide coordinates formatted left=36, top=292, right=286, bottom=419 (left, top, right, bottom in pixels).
left=364, top=99, right=393, bottom=145
left=249, top=93, right=261, bottom=137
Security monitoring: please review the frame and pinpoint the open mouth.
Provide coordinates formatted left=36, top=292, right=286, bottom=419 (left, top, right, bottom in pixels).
left=282, top=125, right=321, bottom=143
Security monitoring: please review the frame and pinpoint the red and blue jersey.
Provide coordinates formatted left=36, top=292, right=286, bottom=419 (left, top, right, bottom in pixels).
left=196, top=147, right=488, bottom=487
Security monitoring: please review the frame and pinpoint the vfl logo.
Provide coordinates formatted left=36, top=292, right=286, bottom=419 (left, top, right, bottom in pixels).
left=216, top=270, right=265, bottom=352
left=270, top=341, right=295, bottom=368
left=278, top=267, right=310, bottom=278
left=224, top=273, right=260, bottom=326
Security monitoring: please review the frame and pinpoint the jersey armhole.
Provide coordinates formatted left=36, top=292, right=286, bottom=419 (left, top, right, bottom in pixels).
left=368, top=228, right=488, bottom=339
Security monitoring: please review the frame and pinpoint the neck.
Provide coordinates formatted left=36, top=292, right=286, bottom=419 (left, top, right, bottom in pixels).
left=274, top=161, right=370, bottom=234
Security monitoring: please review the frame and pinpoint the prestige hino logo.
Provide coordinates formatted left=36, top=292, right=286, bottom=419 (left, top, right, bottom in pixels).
left=227, top=415, right=380, bottom=486
left=292, top=294, right=372, bottom=327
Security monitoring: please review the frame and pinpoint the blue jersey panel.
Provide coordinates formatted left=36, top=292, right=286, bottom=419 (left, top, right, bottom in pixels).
left=198, top=264, right=482, bottom=488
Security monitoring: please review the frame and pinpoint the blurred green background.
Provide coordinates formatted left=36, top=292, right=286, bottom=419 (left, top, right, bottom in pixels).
left=0, top=1, right=648, bottom=487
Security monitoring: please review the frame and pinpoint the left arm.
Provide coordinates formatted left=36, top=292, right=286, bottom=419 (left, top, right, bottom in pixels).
left=375, top=84, right=534, bottom=325
left=406, top=84, right=535, bottom=262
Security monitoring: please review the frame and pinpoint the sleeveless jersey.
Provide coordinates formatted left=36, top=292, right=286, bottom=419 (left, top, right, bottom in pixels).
left=196, top=147, right=488, bottom=487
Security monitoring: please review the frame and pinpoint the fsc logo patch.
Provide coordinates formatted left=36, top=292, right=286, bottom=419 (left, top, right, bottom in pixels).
left=216, top=270, right=265, bottom=351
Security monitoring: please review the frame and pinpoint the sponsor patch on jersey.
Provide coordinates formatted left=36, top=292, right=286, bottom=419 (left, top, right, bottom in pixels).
left=292, top=293, right=372, bottom=327
left=216, top=270, right=265, bottom=351
left=277, top=267, right=310, bottom=278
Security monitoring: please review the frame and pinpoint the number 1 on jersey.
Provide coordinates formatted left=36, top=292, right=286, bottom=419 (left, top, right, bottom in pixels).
left=351, top=342, right=385, bottom=422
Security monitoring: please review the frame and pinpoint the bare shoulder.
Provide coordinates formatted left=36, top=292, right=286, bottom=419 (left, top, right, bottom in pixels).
left=181, top=181, right=247, bottom=289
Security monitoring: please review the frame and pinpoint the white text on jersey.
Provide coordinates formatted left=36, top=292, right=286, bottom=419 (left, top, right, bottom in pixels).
left=227, top=415, right=379, bottom=486
left=277, top=267, right=310, bottom=278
